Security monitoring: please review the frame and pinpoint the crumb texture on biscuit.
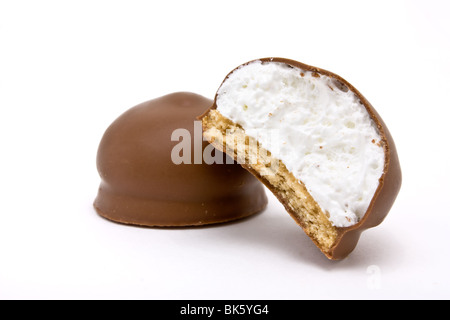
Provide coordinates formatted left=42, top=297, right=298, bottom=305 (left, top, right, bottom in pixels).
left=215, top=60, right=385, bottom=228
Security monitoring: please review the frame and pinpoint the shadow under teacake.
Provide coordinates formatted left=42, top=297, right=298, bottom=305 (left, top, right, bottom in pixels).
left=94, top=200, right=402, bottom=270
left=242, top=216, right=399, bottom=270
left=186, top=206, right=403, bottom=270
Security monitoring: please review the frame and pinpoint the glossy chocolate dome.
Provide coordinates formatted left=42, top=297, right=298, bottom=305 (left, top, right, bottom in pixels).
left=94, top=92, right=267, bottom=226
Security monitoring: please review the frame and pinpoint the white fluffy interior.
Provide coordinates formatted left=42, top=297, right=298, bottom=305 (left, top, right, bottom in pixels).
left=216, top=61, right=385, bottom=227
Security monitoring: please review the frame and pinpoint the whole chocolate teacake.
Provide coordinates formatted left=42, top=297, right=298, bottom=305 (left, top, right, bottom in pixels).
left=94, top=92, right=267, bottom=226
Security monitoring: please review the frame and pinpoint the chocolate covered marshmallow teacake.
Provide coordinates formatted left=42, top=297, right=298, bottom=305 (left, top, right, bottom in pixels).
left=201, top=58, right=402, bottom=259
left=94, top=92, right=267, bottom=226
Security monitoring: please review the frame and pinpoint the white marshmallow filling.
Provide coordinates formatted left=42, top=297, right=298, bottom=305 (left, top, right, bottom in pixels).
left=216, top=61, right=385, bottom=228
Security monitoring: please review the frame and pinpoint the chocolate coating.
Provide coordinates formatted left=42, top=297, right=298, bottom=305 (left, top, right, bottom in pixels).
left=94, top=92, right=267, bottom=226
left=202, top=58, right=402, bottom=259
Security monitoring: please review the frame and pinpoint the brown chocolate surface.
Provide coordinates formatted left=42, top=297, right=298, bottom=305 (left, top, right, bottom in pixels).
left=201, top=58, right=402, bottom=259
left=94, top=92, right=267, bottom=227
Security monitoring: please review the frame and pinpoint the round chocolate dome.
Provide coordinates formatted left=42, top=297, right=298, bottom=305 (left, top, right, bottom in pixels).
left=94, top=92, right=267, bottom=226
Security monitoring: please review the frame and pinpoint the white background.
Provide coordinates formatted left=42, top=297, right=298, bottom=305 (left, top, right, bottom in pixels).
left=1, top=0, right=449, bottom=300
